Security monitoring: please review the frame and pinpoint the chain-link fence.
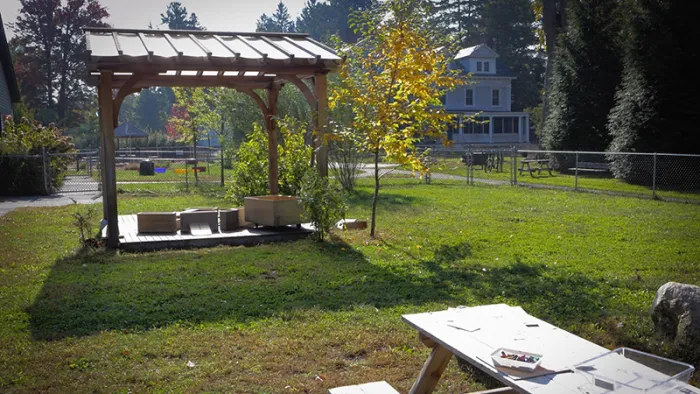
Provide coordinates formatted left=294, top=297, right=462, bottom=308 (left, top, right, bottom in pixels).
left=110, top=155, right=226, bottom=192
left=419, top=148, right=700, bottom=203
left=51, top=151, right=101, bottom=193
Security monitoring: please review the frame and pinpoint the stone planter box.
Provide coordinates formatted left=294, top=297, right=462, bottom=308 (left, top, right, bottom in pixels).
left=180, top=209, right=218, bottom=234
left=244, top=195, right=305, bottom=227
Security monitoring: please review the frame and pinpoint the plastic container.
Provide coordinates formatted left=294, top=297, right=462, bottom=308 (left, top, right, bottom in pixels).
left=490, top=348, right=543, bottom=372
left=574, top=348, right=694, bottom=393
left=154, top=168, right=166, bottom=174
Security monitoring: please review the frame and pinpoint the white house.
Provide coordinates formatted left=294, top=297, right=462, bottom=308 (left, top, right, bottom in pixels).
left=442, top=44, right=529, bottom=145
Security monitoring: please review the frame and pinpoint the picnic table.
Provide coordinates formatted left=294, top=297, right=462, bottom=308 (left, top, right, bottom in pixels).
left=401, top=304, right=699, bottom=394
left=519, top=154, right=552, bottom=177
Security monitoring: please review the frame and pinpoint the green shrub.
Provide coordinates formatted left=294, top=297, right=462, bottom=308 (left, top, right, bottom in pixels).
left=227, top=118, right=312, bottom=204
left=278, top=117, right=313, bottom=196
left=226, top=123, right=269, bottom=205
left=0, top=116, right=74, bottom=195
left=299, top=170, right=347, bottom=241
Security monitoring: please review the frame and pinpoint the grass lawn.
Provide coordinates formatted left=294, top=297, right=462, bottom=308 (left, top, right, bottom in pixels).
left=429, top=157, right=700, bottom=203
left=1, top=178, right=700, bottom=392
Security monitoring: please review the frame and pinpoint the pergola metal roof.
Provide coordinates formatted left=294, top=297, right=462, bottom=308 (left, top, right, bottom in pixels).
left=84, top=27, right=342, bottom=89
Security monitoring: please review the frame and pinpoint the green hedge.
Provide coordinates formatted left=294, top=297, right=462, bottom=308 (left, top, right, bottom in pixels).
left=0, top=116, right=74, bottom=196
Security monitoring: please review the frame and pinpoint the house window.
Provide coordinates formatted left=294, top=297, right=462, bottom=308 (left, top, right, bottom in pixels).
left=465, top=89, right=474, bottom=106
left=440, top=94, right=446, bottom=106
left=492, top=89, right=500, bottom=106
left=476, top=61, right=482, bottom=72
left=484, top=62, right=490, bottom=72
left=493, top=117, right=504, bottom=134
left=465, top=116, right=488, bottom=134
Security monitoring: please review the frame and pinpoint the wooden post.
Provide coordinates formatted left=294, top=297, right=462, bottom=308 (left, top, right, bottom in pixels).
left=409, top=344, right=453, bottom=394
left=315, top=71, right=329, bottom=177
left=267, top=85, right=280, bottom=195
left=98, top=71, right=119, bottom=249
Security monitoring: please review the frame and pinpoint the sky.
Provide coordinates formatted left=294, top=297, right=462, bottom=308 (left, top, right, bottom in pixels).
left=1, top=0, right=308, bottom=39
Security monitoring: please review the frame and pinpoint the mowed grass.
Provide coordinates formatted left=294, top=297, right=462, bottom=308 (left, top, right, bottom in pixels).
left=1, top=179, right=700, bottom=392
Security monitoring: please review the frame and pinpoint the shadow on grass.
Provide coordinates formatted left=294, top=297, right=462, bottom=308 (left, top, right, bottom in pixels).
left=27, top=240, right=456, bottom=341
left=346, top=189, right=424, bottom=211
left=418, top=243, right=616, bottom=325
left=28, top=236, right=619, bottom=344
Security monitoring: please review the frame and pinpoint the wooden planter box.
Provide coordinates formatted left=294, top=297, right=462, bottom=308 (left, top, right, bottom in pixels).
left=244, top=195, right=305, bottom=227
left=220, top=208, right=240, bottom=232
left=137, top=212, right=178, bottom=233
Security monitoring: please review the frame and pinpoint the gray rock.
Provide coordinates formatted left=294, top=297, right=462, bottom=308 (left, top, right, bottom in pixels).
left=650, top=282, right=700, bottom=349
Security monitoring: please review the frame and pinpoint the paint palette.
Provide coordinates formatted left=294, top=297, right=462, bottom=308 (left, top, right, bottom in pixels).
left=491, top=348, right=543, bottom=372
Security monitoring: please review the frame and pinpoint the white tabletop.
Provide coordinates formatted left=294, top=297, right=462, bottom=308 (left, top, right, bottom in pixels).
left=402, top=304, right=699, bottom=394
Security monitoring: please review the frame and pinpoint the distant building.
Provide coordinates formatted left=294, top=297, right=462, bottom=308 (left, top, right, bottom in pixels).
left=441, top=44, right=529, bottom=145
left=0, top=13, right=21, bottom=129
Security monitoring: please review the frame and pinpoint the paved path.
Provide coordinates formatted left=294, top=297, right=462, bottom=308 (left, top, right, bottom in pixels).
left=0, top=193, right=101, bottom=217
left=355, top=163, right=508, bottom=186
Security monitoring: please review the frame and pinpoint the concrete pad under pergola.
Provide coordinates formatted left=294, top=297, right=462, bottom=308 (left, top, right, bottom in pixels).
left=83, top=27, right=342, bottom=248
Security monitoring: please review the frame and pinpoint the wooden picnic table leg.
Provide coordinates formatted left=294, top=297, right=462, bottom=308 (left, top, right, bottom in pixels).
left=409, top=342, right=453, bottom=394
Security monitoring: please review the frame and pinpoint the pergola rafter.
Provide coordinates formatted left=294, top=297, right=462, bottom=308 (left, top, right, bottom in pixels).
left=84, top=27, right=341, bottom=248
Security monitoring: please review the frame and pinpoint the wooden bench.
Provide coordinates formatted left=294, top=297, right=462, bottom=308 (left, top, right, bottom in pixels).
left=568, top=161, right=610, bottom=173
left=329, top=381, right=399, bottom=394
left=519, top=153, right=552, bottom=176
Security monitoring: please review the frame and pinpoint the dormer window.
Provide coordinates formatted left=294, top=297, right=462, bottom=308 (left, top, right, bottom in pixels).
left=476, top=61, right=482, bottom=72
left=484, top=62, right=490, bottom=72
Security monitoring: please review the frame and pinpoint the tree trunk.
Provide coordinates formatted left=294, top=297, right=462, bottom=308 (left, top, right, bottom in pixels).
left=370, top=148, right=380, bottom=237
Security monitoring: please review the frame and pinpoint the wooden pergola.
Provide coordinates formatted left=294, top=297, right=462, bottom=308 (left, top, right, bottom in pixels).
left=84, top=27, right=342, bottom=248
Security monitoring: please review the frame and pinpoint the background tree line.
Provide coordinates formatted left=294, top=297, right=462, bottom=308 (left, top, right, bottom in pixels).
left=540, top=0, right=700, bottom=184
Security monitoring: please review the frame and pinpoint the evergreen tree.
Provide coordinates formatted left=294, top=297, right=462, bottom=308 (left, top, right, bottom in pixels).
left=480, top=0, right=544, bottom=111
left=160, top=2, right=202, bottom=30
left=541, top=0, right=623, bottom=154
left=256, top=1, right=296, bottom=33
left=607, top=0, right=700, bottom=185
left=429, top=0, right=485, bottom=46
left=293, top=0, right=377, bottom=43
left=295, top=0, right=335, bottom=42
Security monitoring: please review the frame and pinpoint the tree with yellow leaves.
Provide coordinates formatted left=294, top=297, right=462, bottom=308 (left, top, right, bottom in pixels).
left=330, top=0, right=466, bottom=237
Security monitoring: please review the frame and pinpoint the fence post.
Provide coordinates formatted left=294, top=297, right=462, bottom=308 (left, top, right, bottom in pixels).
left=574, top=152, right=579, bottom=191
left=511, top=147, right=515, bottom=185
left=185, top=162, right=189, bottom=193
left=652, top=153, right=657, bottom=199
left=220, top=148, right=225, bottom=187
left=41, top=147, right=52, bottom=195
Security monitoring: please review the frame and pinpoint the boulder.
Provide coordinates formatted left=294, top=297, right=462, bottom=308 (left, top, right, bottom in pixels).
left=650, top=282, right=700, bottom=349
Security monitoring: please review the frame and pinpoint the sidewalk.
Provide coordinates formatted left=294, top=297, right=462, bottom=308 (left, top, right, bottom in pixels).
left=0, top=193, right=101, bottom=217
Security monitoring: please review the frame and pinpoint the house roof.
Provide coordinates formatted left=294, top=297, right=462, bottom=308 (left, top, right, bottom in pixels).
left=0, top=14, right=21, bottom=103
left=83, top=27, right=342, bottom=89
left=455, top=44, right=499, bottom=60
left=114, top=123, right=149, bottom=139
